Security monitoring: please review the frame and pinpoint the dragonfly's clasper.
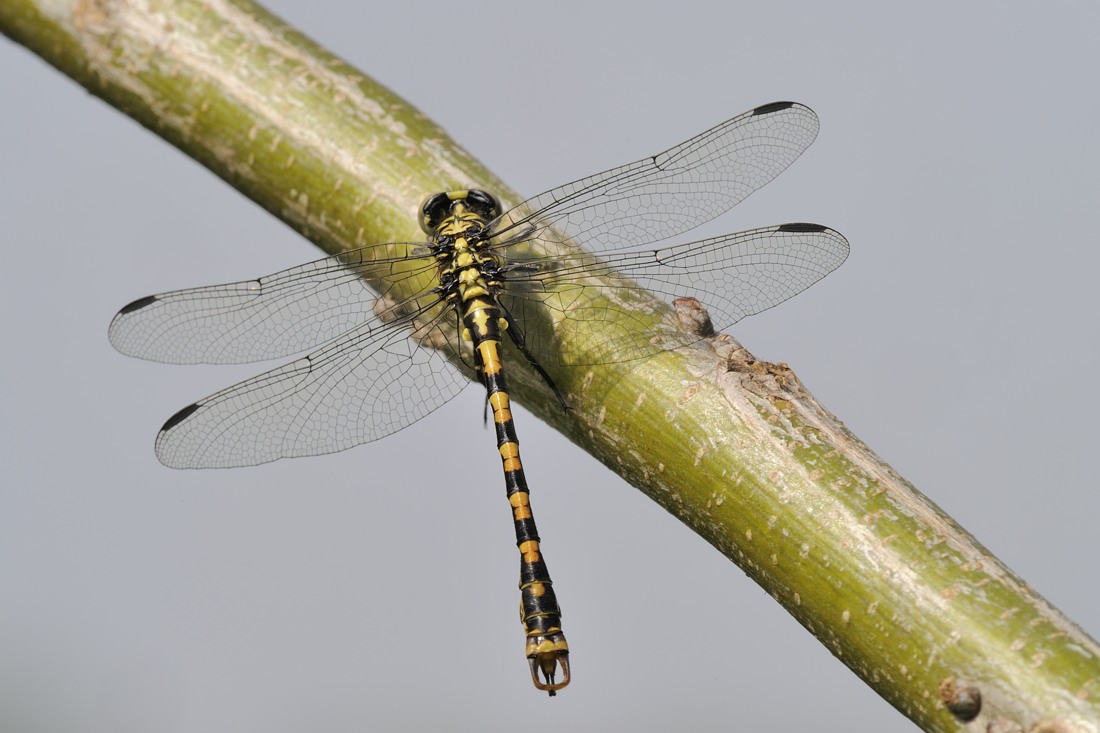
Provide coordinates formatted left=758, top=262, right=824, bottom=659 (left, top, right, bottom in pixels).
left=527, top=631, right=570, bottom=696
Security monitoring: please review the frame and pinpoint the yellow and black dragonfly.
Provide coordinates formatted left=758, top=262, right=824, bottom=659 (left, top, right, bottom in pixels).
left=109, top=101, right=848, bottom=695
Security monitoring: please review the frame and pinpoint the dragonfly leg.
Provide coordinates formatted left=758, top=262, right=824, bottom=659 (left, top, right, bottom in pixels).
left=499, top=309, right=569, bottom=411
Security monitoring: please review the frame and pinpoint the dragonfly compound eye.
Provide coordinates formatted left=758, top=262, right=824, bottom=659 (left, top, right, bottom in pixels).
left=463, top=189, right=502, bottom=222
left=419, top=192, right=452, bottom=234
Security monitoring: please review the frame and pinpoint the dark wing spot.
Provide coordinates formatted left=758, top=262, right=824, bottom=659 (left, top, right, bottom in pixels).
left=161, top=402, right=202, bottom=433
left=752, top=101, right=796, bottom=116
left=777, top=223, right=828, bottom=233
left=118, top=295, right=158, bottom=314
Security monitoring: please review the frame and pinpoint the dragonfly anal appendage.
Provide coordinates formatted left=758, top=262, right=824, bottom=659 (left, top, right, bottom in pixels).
left=526, top=632, right=570, bottom=696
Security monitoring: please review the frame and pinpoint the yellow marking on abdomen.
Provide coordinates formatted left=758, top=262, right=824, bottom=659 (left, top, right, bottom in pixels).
left=529, top=636, right=569, bottom=653
left=489, top=392, right=512, bottom=423
left=518, top=539, right=541, bottom=563
left=467, top=307, right=491, bottom=337
left=500, top=441, right=522, bottom=472
left=477, top=341, right=502, bottom=375
left=509, top=491, right=532, bottom=520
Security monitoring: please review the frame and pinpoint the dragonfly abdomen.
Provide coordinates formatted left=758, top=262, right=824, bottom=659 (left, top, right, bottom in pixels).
left=458, top=287, right=571, bottom=695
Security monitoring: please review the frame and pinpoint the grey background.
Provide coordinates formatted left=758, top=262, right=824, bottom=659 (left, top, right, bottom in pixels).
left=2, top=1, right=1098, bottom=731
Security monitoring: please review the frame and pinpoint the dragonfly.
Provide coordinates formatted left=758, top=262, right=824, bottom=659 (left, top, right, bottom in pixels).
left=109, top=100, right=849, bottom=696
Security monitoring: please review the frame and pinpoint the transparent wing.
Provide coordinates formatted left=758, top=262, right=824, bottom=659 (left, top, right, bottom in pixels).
left=491, top=102, right=819, bottom=253
left=109, top=243, right=435, bottom=365
left=113, top=101, right=842, bottom=470
left=154, top=309, right=469, bottom=469
left=500, top=223, right=849, bottom=366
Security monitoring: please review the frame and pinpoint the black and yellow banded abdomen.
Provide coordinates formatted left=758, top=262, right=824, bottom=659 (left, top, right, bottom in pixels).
left=463, top=289, right=570, bottom=695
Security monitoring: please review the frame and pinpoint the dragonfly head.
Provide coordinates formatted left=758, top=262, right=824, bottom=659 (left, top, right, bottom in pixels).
left=420, top=189, right=501, bottom=235
left=526, top=631, right=570, bottom=696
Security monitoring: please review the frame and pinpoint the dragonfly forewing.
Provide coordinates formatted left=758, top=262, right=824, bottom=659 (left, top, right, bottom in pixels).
left=108, top=242, right=439, bottom=365
left=491, top=102, right=819, bottom=253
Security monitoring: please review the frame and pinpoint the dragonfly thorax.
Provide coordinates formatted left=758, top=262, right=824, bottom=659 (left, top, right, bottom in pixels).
left=426, top=192, right=507, bottom=309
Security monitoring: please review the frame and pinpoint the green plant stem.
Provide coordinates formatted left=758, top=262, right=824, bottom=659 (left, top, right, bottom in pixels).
left=3, top=1, right=1098, bottom=729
